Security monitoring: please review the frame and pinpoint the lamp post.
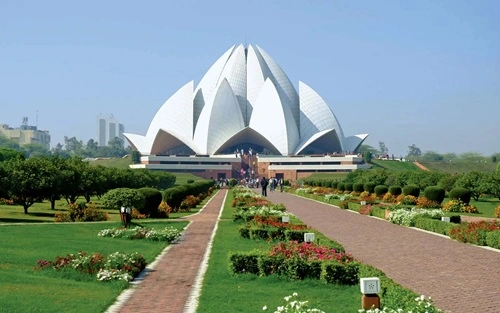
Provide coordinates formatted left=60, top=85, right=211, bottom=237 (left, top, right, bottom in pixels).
left=120, top=206, right=132, bottom=228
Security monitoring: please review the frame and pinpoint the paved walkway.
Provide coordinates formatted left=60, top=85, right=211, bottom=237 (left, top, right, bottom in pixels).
left=109, top=189, right=226, bottom=313
left=266, top=191, right=500, bottom=313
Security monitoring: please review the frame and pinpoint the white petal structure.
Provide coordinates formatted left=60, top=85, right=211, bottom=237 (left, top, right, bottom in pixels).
left=125, top=44, right=368, bottom=156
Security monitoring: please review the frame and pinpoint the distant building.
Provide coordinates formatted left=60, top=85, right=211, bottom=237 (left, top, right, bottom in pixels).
left=0, top=123, right=51, bottom=149
left=97, top=114, right=125, bottom=147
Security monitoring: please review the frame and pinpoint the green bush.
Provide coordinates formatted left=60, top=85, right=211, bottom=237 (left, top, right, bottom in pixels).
left=163, top=180, right=214, bottom=210
left=285, top=258, right=322, bottom=280
left=449, top=187, right=472, bottom=205
left=187, top=179, right=194, bottom=184
left=363, top=182, right=376, bottom=193
left=138, top=187, right=163, bottom=216
left=228, top=251, right=261, bottom=275
left=238, top=226, right=250, bottom=238
left=284, top=230, right=308, bottom=242
left=486, top=230, right=500, bottom=249
left=257, top=255, right=285, bottom=276
left=320, top=261, right=359, bottom=285
left=353, top=183, right=364, bottom=193
left=414, top=217, right=453, bottom=236
left=370, top=206, right=386, bottom=219
left=403, top=185, right=420, bottom=197
left=337, top=182, right=345, bottom=191
left=374, top=185, right=388, bottom=197
left=423, top=186, right=446, bottom=204
left=331, top=181, right=338, bottom=189
left=101, top=188, right=146, bottom=211
left=344, top=183, right=353, bottom=192
left=388, top=186, right=402, bottom=196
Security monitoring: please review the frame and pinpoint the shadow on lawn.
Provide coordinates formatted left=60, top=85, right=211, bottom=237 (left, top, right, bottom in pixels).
left=0, top=218, right=53, bottom=224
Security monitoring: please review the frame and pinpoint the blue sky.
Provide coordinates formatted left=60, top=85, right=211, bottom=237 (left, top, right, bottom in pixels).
left=1, top=0, right=499, bottom=156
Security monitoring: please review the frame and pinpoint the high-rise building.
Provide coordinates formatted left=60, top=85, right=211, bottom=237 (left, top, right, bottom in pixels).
left=97, top=114, right=125, bottom=147
left=0, top=122, right=51, bottom=149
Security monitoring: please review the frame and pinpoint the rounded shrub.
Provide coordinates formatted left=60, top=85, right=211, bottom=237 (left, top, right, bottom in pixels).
left=423, top=186, right=446, bottom=204
left=388, top=186, right=402, bottom=196
left=344, top=183, right=353, bottom=192
left=337, top=182, right=345, bottom=191
left=353, top=183, right=365, bottom=193
left=187, top=179, right=195, bottom=184
left=363, top=182, right=376, bottom=194
left=449, top=187, right=472, bottom=205
left=331, top=181, right=338, bottom=190
left=138, top=187, right=163, bottom=217
left=374, top=185, right=388, bottom=197
left=403, top=185, right=420, bottom=197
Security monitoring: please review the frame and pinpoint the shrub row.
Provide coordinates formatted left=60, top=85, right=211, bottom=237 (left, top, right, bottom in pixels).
left=228, top=251, right=359, bottom=285
left=162, top=180, right=215, bottom=210
left=413, top=217, right=454, bottom=236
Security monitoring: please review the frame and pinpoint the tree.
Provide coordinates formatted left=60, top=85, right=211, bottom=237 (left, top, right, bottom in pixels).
left=101, top=188, right=145, bottom=211
left=455, top=171, right=489, bottom=201
left=1, top=157, right=57, bottom=214
left=84, top=139, right=99, bottom=157
left=407, top=144, right=422, bottom=158
left=497, top=161, right=500, bottom=173
left=458, top=152, right=486, bottom=162
left=131, top=151, right=141, bottom=164
left=107, top=137, right=127, bottom=157
left=378, top=142, right=388, bottom=155
left=0, top=133, right=20, bottom=150
left=64, top=136, right=84, bottom=155
left=357, top=145, right=379, bottom=155
left=0, top=148, right=25, bottom=162
left=363, top=151, right=372, bottom=163
left=421, top=151, right=444, bottom=162
left=485, top=172, right=500, bottom=200
left=22, top=143, right=50, bottom=158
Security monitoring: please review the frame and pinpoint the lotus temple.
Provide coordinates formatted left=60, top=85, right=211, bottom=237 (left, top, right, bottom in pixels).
left=124, top=44, right=369, bottom=181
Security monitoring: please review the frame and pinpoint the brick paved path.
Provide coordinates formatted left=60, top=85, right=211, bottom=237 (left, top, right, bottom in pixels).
left=110, top=190, right=226, bottom=313
left=266, top=191, right=500, bottom=313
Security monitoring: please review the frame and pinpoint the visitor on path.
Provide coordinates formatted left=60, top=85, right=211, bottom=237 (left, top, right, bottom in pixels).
left=261, top=177, right=268, bottom=196
left=279, top=178, right=284, bottom=192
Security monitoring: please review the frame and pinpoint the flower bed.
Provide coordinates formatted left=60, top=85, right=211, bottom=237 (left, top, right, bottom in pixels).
left=34, top=251, right=146, bottom=282
left=97, top=226, right=181, bottom=242
left=449, top=220, right=500, bottom=246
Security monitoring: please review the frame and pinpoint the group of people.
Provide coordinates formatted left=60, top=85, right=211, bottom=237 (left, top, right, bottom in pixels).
left=260, top=177, right=284, bottom=196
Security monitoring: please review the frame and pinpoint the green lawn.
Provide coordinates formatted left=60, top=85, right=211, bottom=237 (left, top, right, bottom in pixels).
left=419, top=160, right=497, bottom=173
left=88, top=156, right=133, bottom=169
left=0, top=220, right=188, bottom=313
left=300, top=172, right=350, bottom=182
left=370, top=159, right=420, bottom=171
left=196, top=191, right=361, bottom=312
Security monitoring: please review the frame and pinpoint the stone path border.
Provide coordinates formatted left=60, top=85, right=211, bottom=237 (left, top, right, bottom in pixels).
left=265, top=191, right=500, bottom=313
left=106, top=189, right=226, bottom=313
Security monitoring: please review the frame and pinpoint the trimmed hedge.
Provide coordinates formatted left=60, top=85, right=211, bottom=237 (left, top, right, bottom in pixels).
left=403, top=185, right=420, bottom=197
left=486, top=230, right=500, bottom=249
left=449, top=187, right=472, bottom=205
left=363, top=182, right=376, bottom=193
left=424, top=186, right=446, bottom=204
left=163, top=180, right=215, bottom=210
left=414, top=217, right=453, bottom=236
left=353, top=183, right=365, bottom=193
left=344, top=183, right=353, bottom=192
left=374, top=185, right=388, bottom=197
left=228, top=251, right=261, bottom=275
left=370, top=206, right=386, bottom=219
left=137, top=187, right=163, bottom=216
left=331, top=181, right=339, bottom=190
left=337, top=182, right=345, bottom=191
left=388, top=186, right=402, bottom=196
left=320, top=261, right=359, bottom=285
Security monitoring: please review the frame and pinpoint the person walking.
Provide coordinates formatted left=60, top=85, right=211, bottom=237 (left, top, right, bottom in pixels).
left=261, top=177, right=268, bottom=196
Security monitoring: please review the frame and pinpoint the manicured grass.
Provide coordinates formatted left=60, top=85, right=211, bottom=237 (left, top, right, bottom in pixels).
left=88, top=156, right=133, bottom=169
left=370, top=159, right=420, bottom=171
left=196, top=191, right=360, bottom=312
left=0, top=199, right=123, bottom=224
left=465, top=197, right=499, bottom=218
left=419, top=160, right=497, bottom=173
left=301, top=172, right=349, bottom=182
left=0, top=220, right=188, bottom=313
left=173, top=173, right=208, bottom=185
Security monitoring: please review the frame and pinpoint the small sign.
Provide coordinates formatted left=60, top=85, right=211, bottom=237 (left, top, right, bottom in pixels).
left=304, top=233, right=315, bottom=242
left=441, top=216, right=451, bottom=223
left=360, top=277, right=381, bottom=294
left=340, top=196, right=345, bottom=201
left=282, top=215, right=290, bottom=223
left=360, top=201, right=367, bottom=205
